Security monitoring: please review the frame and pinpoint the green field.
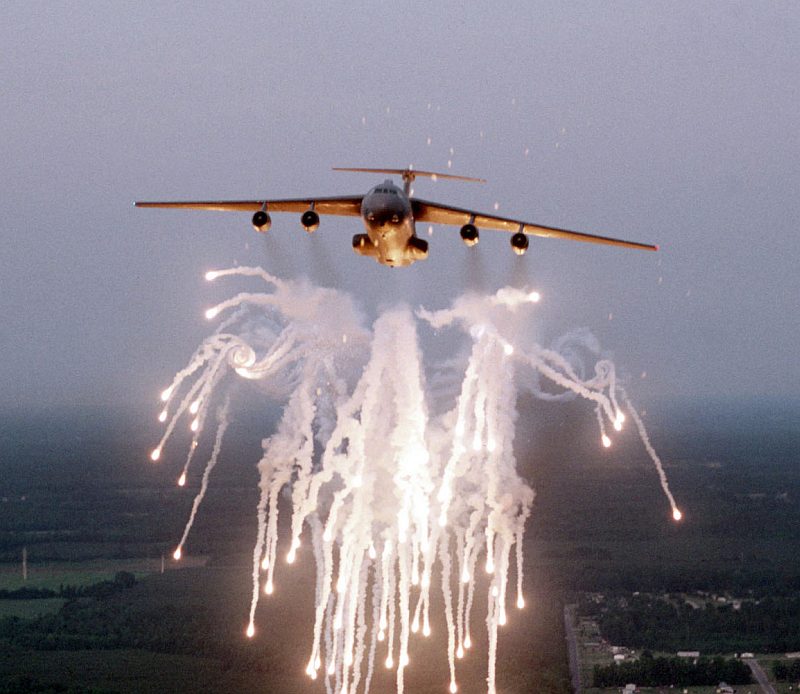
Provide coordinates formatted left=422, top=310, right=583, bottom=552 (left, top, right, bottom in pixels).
left=0, top=556, right=210, bottom=592
left=0, top=598, right=65, bottom=618
left=0, top=649, right=272, bottom=694
left=0, top=559, right=157, bottom=591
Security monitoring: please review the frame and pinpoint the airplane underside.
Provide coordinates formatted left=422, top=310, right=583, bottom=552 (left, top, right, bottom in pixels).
left=353, top=219, right=429, bottom=267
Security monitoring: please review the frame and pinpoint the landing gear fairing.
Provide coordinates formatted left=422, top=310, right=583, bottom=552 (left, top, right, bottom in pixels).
left=135, top=167, right=658, bottom=267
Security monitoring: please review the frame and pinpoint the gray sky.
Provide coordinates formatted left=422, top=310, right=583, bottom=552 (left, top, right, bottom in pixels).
left=1, top=1, right=798, bottom=410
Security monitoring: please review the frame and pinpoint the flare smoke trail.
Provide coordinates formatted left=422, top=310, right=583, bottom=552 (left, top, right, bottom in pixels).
left=152, top=267, right=681, bottom=694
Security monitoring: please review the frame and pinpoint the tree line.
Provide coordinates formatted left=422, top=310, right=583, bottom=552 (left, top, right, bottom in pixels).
left=593, top=652, right=751, bottom=688
left=596, top=594, right=800, bottom=653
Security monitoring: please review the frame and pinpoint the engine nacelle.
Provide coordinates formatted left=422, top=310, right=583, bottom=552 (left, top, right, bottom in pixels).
left=407, top=235, right=429, bottom=260
left=301, top=209, right=320, bottom=233
left=252, top=210, right=271, bottom=233
left=352, top=233, right=378, bottom=257
left=511, top=231, right=529, bottom=255
left=460, top=223, right=479, bottom=247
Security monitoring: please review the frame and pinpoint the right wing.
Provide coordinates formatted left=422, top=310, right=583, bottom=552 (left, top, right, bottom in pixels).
left=412, top=198, right=658, bottom=251
left=134, top=195, right=364, bottom=216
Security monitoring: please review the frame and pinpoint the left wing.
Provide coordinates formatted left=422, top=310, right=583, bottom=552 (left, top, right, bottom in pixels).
left=135, top=195, right=364, bottom=216
left=412, top=198, right=658, bottom=251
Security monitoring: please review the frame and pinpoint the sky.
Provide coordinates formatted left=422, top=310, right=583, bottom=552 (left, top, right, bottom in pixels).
left=1, top=1, right=798, bottom=411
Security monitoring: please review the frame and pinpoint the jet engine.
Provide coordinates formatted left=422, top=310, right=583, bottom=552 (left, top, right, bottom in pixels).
left=510, top=231, right=529, bottom=255
left=252, top=210, right=271, bottom=233
left=301, top=209, right=320, bottom=232
left=352, top=233, right=378, bottom=257
left=459, top=223, right=479, bottom=247
left=407, top=235, right=429, bottom=260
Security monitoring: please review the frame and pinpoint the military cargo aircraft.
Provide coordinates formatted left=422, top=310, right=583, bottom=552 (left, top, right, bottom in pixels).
left=135, top=167, right=657, bottom=267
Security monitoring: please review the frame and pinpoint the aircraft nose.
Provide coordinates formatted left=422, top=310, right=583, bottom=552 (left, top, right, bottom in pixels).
left=366, top=208, right=402, bottom=228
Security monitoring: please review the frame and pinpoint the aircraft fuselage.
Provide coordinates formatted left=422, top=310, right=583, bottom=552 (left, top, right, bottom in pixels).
left=355, top=180, right=427, bottom=267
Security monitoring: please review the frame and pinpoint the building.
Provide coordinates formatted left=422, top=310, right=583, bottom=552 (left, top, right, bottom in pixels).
left=677, top=651, right=701, bottom=658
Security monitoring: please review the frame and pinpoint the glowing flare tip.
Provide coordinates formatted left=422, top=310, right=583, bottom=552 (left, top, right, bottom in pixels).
left=177, top=473, right=186, bottom=487
left=517, top=596, right=525, bottom=609
left=528, top=291, right=541, bottom=302
left=265, top=581, right=273, bottom=595
left=189, top=400, right=200, bottom=415
left=173, top=547, right=181, bottom=560
left=423, top=623, right=431, bottom=637
left=673, top=508, right=683, bottom=521
left=602, top=434, right=612, bottom=448
left=160, top=387, right=173, bottom=402
left=158, top=410, right=167, bottom=423
left=450, top=682, right=458, bottom=693
left=190, top=418, right=199, bottom=432
left=246, top=623, right=255, bottom=638
left=456, top=645, right=464, bottom=659
left=205, top=307, right=219, bottom=320
left=150, top=448, right=161, bottom=462
left=204, top=270, right=219, bottom=281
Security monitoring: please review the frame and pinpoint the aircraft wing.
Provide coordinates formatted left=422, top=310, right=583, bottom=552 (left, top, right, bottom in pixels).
left=134, top=196, right=364, bottom=216
left=411, top=198, right=658, bottom=251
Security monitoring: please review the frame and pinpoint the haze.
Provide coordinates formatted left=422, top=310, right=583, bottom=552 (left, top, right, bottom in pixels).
left=1, top=1, right=798, bottom=410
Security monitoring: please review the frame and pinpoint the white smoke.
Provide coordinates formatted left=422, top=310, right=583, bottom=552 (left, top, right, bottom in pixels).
left=151, top=269, right=680, bottom=693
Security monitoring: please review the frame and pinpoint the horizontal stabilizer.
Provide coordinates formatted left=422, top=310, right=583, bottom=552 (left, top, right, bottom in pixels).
left=333, top=167, right=485, bottom=184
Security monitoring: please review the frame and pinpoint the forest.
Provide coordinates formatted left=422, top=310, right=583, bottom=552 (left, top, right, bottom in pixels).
left=592, top=652, right=752, bottom=688
left=593, top=593, right=800, bottom=653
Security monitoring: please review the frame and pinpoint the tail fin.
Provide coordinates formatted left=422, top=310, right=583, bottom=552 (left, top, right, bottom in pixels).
left=333, top=167, right=485, bottom=194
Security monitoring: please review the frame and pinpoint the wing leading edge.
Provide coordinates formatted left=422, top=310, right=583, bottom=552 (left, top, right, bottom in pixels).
left=134, top=196, right=364, bottom=216
left=412, top=199, right=658, bottom=251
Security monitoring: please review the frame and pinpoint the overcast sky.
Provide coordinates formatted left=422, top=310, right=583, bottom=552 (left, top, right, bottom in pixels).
left=1, top=1, right=798, bottom=411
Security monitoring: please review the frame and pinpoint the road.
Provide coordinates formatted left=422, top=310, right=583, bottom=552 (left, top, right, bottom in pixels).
left=563, top=604, right=581, bottom=694
left=744, top=657, right=777, bottom=694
